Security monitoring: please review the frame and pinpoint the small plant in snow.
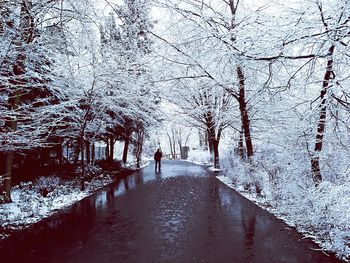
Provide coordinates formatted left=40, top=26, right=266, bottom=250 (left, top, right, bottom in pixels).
left=85, top=165, right=102, bottom=178
left=35, top=176, right=60, bottom=197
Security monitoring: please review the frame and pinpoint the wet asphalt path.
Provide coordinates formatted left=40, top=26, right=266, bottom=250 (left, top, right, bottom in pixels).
left=0, top=160, right=343, bottom=263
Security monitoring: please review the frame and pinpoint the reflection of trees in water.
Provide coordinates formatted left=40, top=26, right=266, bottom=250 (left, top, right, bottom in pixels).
left=123, top=178, right=129, bottom=190
left=115, top=177, right=130, bottom=191
left=207, top=175, right=221, bottom=237
left=107, top=187, right=115, bottom=202
left=241, top=205, right=257, bottom=263
left=135, top=172, right=144, bottom=185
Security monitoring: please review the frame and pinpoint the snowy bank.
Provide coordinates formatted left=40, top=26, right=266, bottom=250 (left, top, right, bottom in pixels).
left=0, top=174, right=115, bottom=240
left=219, top=149, right=350, bottom=262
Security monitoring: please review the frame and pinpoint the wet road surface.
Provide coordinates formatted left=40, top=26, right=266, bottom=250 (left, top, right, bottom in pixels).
left=0, top=160, right=343, bottom=263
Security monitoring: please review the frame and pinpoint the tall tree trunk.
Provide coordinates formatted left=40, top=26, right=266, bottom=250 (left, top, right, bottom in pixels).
left=0, top=151, right=14, bottom=203
left=199, top=130, right=205, bottom=147
left=167, top=132, right=174, bottom=159
left=105, top=138, right=109, bottom=161
left=311, top=45, right=335, bottom=186
left=73, top=139, right=81, bottom=166
left=172, top=135, right=176, bottom=159
left=207, top=130, right=214, bottom=155
left=236, top=66, right=253, bottom=159
left=91, top=142, right=95, bottom=164
left=122, top=136, right=130, bottom=164
left=135, top=130, right=144, bottom=168
left=238, top=125, right=245, bottom=159
left=213, top=139, right=220, bottom=169
left=80, top=141, right=85, bottom=191
left=58, top=143, right=63, bottom=165
left=85, top=141, right=90, bottom=165
left=66, top=143, right=69, bottom=162
left=109, top=135, right=114, bottom=162
left=178, top=140, right=183, bottom=159
left=171, top=128, right=176, bottom=159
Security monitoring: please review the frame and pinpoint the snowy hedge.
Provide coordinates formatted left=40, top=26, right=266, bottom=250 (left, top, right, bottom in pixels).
left=220, top=148, right=350, bottom=261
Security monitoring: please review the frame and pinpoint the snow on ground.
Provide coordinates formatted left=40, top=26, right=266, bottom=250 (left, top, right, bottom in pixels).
left=208, top=167, right=221, bottom=172
left=218, top=149, right=350, bottom=262
left=187, top=147, right=211, bottom=166
left=0, top=174, right=114, bottom=240
left=123, top=158, right=150, bottom=169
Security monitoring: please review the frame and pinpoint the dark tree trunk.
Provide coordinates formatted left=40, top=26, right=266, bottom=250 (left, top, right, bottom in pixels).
left=0, top=117, right=17, bottom=203
left=178, top=141, right=182, bottom=159
left=213, top=139, right=220, bottom=169
left=0, top=151, right=14, bottom=203
left=172, top=137, right=176, bottom=159
left=208, top=130, right=214, bottom=155
left=311, top=45, right=335, bottom=186
left=85, top=141, right=90, bottom=165
left=238, top=125, right=245, bottom=159
left=171, top=128, right=176, bottom=159
left=236, top=66, right=253, bottom=159
left=105, top=138, right=109, bottom=161
left=66, top=143, right=69, bottom=162
left=167, top=133, right=174, bottom=159
left=135, top=130, right=144, bottom=169
left=109, top=135, right=114, bottom=163
left=91, top=143, right=95, bottom=164
left=58, top=143, right=63, bottom=165
left=73, top=139, right=81, bottom=166
left=80, top=141, right=85, bottom=191
left=122, top=136, right=130, bottom=164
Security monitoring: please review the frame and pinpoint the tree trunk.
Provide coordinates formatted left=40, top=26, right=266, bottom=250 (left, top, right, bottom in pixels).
left=122, top=136, right=130, bottom=164
left=66, top=143, right=69, bottom=162
left=85, top=141, right=90, bottom=165
left=171, top=131, right=176, bottom=159
left=311, top=45, right=335, bottom=186
left=238, top=125, right=245, bottom=159
left=58, top=143, right=63, bottom=165
left=208, top=130, right=214, bottom=155
left=213, top=139, right=220, bottom=169
left=105, top=138, right=109, bottom=161
left=91, top=143, right=95, bottom=164
left=199, top=130, right=205, bottom=147
left=0, top=151, right=14, bottom=203
left=236, top=66, right=253, bottom=159
left=135, top=130, right=144, bottom=168
left=73, top=139, right=81, bottom=166
left=109, top=135, right=114, bottom=162
left=178, top=141, right=183, bottom=159
left=80, top=141, right=85, bottom=191
left=167, top=132, right=174, bottom=159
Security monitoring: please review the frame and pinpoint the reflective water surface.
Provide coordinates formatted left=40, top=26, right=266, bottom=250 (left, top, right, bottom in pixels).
left=0, top=160, right=343, bottom=262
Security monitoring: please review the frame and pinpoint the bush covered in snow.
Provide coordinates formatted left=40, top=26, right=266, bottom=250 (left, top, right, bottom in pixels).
left=220, top=146, right=350, bottom=261
left=187, top=147, right=211, bottom=165
left=0, top=171, right=114, bottom=238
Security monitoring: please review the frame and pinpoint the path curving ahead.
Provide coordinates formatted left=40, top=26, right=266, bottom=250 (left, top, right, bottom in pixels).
left=0, top=160, right=343, bottom=263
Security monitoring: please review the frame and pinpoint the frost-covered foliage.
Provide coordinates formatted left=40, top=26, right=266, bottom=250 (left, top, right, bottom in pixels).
left=0, top=0, right=158, bottom=151
left=0, top=0, right=160, bottom=202
left=221, top=148, right=350, bottom=261
left=187, top=148, right=211, bottom=165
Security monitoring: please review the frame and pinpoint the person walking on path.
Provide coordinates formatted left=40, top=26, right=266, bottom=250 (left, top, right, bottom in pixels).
left=154, top=148, right=162, bottom=172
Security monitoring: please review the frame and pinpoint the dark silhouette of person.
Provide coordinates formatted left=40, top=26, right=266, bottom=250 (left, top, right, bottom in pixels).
left=154, top=148, right=162, bottom=172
